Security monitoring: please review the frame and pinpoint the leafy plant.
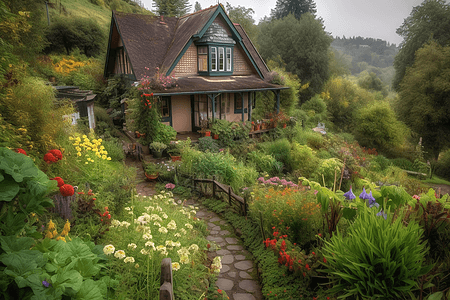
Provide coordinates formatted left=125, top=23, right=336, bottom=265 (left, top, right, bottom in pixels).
left=149, top=141, right=167, bottom=153
left=321, top=205, right=432, bottom=299
left=0, top=147, right=55, bottom=236
left=198, top=136, right=219, bottom=153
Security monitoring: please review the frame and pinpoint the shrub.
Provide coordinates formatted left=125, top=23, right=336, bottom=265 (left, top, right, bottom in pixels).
left=247, top=150, right=282, bottom=176
left=198, top=136, right=219, bottom=152
left=435, top=149, right=450, bottom=180
left=322, top=205, right=431, bottom=299
left=259, top=138, right=292, bottom=171
left=153, top=122, right=177, bottom=144
left=312, top=158, right=343, bottom=188
left=370, top=154, right=392, bottom=172
left=102, top=138, right=125, bottom=162
left=391, top=157, right=414, bottom=171
left=290, top=143, right=319, bottom=178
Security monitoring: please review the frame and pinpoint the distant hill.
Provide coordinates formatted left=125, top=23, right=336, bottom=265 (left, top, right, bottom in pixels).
left=331, top=36, right=398, bottom=88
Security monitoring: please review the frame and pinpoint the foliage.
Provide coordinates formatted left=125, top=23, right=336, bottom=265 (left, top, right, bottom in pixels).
left=258, top=13, right=332, bottom=101
left=321, top=205, right=432, bottom=299
left=152, top=0, right=191, bottom=17
left=225, top=3, right=258, bottom=48
left=246, top=151, right=282, bottom=176
left=98, top=74, right=131, bottom=117
left=396, top=41, right=450, bottom=159
left=258, top=138, right=292, bottom=172
left=250, top=183, right=321, bottom=250
left=434, top=149, right=450, bottom=180
left=321, top=76, right=374, bottom=132
left=300, top=94, right=328, bottom=128
left=0, top=148, right=56, bottom=236
left=149, top=141, right=167, bottom=153
left=353, top=101, right=409, bottom=153
left=153, top=122, right=177, bottom=144
left=270, top=0, right=317, bottom=20
left=393, top=0, right=450, bottom=91
left=312, top=158, right=344, bottom=188
left=101, top=192, right=210, bottom=300
left=0, top=236, right=114, bottom=300
left=198, top=136, right=219, bottom=153
left=289, top=143, right=318, bottom=177
left=127, top=90, right=160, bottom=145
left=45, top=16, right=107, bottom=57
left=0, top=77, right=73, bottom=154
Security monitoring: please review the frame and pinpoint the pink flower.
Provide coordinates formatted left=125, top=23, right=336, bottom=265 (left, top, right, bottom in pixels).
left=165, top=183, right=176, bottom=189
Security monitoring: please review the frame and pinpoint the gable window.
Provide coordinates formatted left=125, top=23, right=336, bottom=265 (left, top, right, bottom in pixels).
left=226, top=48, right=232, bottom=72
left=198, top=46, right=208, bottom=72
left=211, top=47, right=217, bottom=71
left=219, top=47, right=225, bottom=71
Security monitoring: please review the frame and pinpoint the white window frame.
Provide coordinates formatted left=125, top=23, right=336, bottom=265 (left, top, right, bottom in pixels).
left=219, top=47, right=225, bottom=71
left=226, top=48, right=232, bottom=72
left=211, top=47, right=217, bottom=71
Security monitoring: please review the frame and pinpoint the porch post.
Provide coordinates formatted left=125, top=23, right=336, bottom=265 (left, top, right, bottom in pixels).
left=276, top=90, right=280, bottom=114
left=240, top=92, right=244, bottom=122
left=208, top=94, right=216, bottom=121
left=248, top=92, right=252, bottom=121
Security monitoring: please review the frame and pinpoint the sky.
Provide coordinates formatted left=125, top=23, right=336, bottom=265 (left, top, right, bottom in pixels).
left=140, top=0, right=425, bottom=45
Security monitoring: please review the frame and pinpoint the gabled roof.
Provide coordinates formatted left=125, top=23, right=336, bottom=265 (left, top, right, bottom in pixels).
left=106, top=4, right=271, bottom=81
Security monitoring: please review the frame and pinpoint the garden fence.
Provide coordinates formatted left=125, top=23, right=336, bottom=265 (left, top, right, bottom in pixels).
left=160, top=258, right=174, bottom=300
left=193, top=175, right=248, bottom=216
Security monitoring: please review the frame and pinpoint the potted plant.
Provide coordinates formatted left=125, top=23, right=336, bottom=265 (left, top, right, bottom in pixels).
left=144, top=163, right=159, bottom=180
left=150, top=141, right=167, bottom=159
left=167, top=142, right=181, bottom=162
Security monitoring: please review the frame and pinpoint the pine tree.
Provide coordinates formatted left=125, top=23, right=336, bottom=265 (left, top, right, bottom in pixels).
left=152, top=0, right=191, bottom=17
left=270, top=0, right=317, bottom=20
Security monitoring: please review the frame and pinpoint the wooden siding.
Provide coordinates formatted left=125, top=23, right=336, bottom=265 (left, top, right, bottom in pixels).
left=172, top=43, right=197, bottom=76
left=172, top=95, right=192, bottom=132
left=233, top=45, right=254, bottom=75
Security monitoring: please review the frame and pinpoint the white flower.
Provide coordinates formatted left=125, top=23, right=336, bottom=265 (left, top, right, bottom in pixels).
left=185, top=223, right=193, bottom=229
left=103, top=244, right=115, bottom=255
left=162, top=213, right=168, bottom=219
left=111, top=219, right=120, bottom=227
left=120, top=221, right=131, bottom=228
left=140, top=248, right=149, bottom=255
left=156, top=245, right=166, bottom=252
left=124, top=256, right=135, bottom=263
left=180, top=228, right=187, bottom=235
left=189, top=244, right=199, bottom=252
left=128, top=243, right=137, bottom=249
left=174, top=233, right=181, bottom=237
left=125, top=207, right=131, bottom=211
left=154, top=222, right=161, bottom=227
left=143, top=233, right=153, bottom=240
left=114, top=250, right=126, bottom=259
left=177, top=247, right=190, bottom=257
left=180, top=255, right=189, bottom=264
left=159, top=227, right=168, bottom=234
left=172, top=262, right=180, bottom=271
left=145, top=241, right=156, bottom=250
left=155, top=206, right=163, bottom=211
left=167, top=220, right=177, bottom=230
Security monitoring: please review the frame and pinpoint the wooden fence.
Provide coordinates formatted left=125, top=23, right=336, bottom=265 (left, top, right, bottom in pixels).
left=159, top=258, right=174, bottom=300
left=193, top=175, right=248, bottom=216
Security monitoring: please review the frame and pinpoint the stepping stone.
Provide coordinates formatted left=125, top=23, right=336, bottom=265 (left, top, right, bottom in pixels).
left=227, top=245, right=244, bottom=251
left=196, top=211, right=207, bottom=217
left=216, top=278, right=234, bottom=290
left=219, top=265, right=230, bottom=273
left=221, top=255, right=234, bottom=264
left=210, top=216, right=222, bottom=222
left=211, top=226, right=222, bottom=231
left=235, top=261, right=253, bottom=270
left=225, top=237, right=239, bottom=244
left=207, top=222, right=216, bottom=228
left=239, top=271, right=253, bottom=279
left=233, top=294, right=256, bottom=300
left=219, top=230, right=230, bottom=235
left=219, top=220, right=227, bottom=225
left=239, top=280, right=260, bottom=292
left=209, top=230, right=219, bottom=235
left=218, top=242, right=227, bottom=247
left=216, top=249, right=231, bottom=255
left=235, top=255, right=246, bottom=261
left=228, top=271, right=237, bottom=278
left=206, top=236, right=224, bottom=243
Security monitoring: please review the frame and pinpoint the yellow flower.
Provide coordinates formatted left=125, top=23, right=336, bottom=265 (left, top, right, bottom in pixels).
left=61, top=220, right=70, bottom=236
left=45, top=231, right=53, bottom=239
left=107, top=157, right=111, bottom=161
left=114, top=250, right=126, bottom=259
left=82, top=135, right=87, bottom=139
left=47, top=220, right=56, bottom=231
left=85, top=162, right=88, bottom=164
left=100, top=146, right=105, bottom=150
left=103, top=244, right=115, bottom=255
left=56, top=236, right=66, bottom=242
left=172, top=262, right=181, bottom=271
left=102, top=155, right=107, bottom=160
left=69, top=136, right=73, bottom=140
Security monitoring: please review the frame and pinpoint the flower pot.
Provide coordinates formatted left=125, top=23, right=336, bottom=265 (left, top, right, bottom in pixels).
left=256, top=124, right=261, bottom=131
left=170, top=155, right=181, bottom=162
left=145, top=172, right=159, bottom=181
left=213, top=134, right=219, bottom=140
left=153, top=150, right=163, bottom=159
left=205, top=131, right=211, bottom=137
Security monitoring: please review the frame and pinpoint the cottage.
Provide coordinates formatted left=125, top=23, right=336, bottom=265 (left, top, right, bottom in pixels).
left=104, top=4, right=287, bottom=133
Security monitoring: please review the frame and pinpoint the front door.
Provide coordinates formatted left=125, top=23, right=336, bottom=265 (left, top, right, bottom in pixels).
left=160, top=96, right=172, bottom=126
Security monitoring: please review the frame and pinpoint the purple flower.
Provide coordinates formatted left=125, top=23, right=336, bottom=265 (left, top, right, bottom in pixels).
left=343, top=187, right=356, bottom=200
left=376, top=210, right=387, bottom=220
left=257, top=177, right=264, bottom=182
left=367, top=191, right=379, bottom=208
left=359, top=187, right=369, bottom=200
left=42, top=280, right=51, bottom=288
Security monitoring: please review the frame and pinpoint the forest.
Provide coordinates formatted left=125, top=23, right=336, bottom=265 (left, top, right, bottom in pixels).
left=1, top=0, right=450, bottom=299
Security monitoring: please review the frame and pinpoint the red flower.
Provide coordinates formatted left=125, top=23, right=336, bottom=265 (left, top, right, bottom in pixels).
left=15, top=148, right=27, bottom=155
left=323, top=257, right=327, bottom=263
left=44, top=152, right=58, bottom=164
left=49, top=149, right=62, bottom=160
left=59, top=184, right=74, bottom=197
left=217, top=289, right=222, bottom=294
left=51, top=177, right=65, bottom=187
left=207, top=244, right=211, bottom=249
left=312, top=252, right=316, bottom=256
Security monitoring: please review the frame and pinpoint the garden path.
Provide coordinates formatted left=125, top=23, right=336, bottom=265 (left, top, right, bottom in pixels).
left=126, top=157, right=263, bottom=300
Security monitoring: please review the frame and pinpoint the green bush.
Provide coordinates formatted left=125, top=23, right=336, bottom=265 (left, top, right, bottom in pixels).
left=435, top=149, right=450, bottom=180
left=247, top=150, right=282, bottom=176
left=371, top=155, right=392, bottom=172
left=391, top=157, right=414, bottom=171
left=312, top=158, right=343, bottom=188
left=198, top=136, right=219, bottom=152
left=290, top=143, right=318, bottom=177
left=322, top=206, right=431, bottom=299
left=153, top=122, right=177, bottom=144
left=102, top=138, right=124, bottom=162
left=259, top=138, right=292, bottom=171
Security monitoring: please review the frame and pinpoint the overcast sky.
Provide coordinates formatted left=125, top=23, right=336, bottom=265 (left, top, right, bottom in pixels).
left=140, top=0, right=425, bottom=45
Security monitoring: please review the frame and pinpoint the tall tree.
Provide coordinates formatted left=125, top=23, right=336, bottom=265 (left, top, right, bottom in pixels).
left=258, top=13, right=332, bottom=102
left=270, top=0, right=316, bottom=20
left=194, top=1, right=201, bottom=12
left=225, top=3, right=258, bottom=46
left=393, top=0, right=450, bottom=91
left=152, top=0, right=191, bottom=17
left=396, top=41, right=450, bottom=159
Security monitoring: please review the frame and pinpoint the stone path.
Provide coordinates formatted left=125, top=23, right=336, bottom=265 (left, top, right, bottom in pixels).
left=128, top=157, right=263, bottom=300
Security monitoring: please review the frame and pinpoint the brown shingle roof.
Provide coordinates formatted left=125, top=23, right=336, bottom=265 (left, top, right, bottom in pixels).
left=152, top=75, right=288, bottom=96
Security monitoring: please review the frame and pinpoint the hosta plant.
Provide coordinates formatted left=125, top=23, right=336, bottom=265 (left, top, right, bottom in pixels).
left=321, top=205, right=432, bottom=299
